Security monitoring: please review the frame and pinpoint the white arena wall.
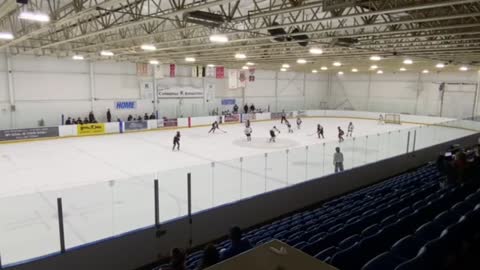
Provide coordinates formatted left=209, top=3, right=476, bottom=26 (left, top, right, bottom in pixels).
left=329, top=71, right=480, bottom=118
left=1, top=54, right=480, bottom=130
left=0, top=54, right=328, bottom=129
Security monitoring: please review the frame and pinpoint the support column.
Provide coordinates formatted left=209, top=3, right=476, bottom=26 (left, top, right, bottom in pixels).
left=474, top=71, right=480, bottom=117
left=274, top=71, right=278, bottom=112
left=414, top=72, right=422, bottom=115
left=89, top=62, right=96, bottom=111
left=6, top=51, right=15, bottom=128
left=366, top=72, right=372, bottom=111
left=152, top=65, right=158, bottom=113
left=303, top=72, right=307, bottom=110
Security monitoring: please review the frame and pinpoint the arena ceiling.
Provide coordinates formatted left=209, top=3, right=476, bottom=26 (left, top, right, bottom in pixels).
left=1, top=0, right=480, bottom=73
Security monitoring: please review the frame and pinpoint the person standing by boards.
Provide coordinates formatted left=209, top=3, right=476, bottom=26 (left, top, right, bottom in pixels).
left=338, top=126, right=345, bottom=143
left=244, top=126, right=252, bottom=142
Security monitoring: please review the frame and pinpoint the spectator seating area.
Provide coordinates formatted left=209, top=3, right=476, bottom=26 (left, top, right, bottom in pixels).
left=182, top=163, right=480, bottom=270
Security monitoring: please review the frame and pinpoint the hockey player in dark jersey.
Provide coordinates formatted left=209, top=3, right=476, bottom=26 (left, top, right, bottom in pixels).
left=172, top=131, right=180, bottom=151
left=208, top=121, right=219, bottom=134
left=269, top=126, right=281, bottom=142
left=338, top=126, right=345, bottom=142
left=317, top=124, right=324, bottom=139
left=347, top=122, right=354, bottom=137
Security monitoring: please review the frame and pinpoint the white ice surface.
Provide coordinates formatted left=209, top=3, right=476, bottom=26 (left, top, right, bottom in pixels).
left=0, top=118, right=475, bottom=265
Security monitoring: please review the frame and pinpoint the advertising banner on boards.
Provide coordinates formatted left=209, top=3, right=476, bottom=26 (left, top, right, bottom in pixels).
left=224, top=114, right=240, bottom=123
left=163, top=119, right=178, bottom=127
left=77, top=123, right=105, bottom=136
left=125, top=121, right=148, bottom=131
left=0, top=127, right=59, bottom=141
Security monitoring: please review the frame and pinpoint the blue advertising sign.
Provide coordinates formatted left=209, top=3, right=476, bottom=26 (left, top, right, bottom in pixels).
left=115, top=101, right=137, bottom=110
left=221, top=99, right=236, bottom=105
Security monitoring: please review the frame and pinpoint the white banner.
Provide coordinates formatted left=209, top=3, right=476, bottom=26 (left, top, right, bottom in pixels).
left=157, top=86, right=204, bottom=99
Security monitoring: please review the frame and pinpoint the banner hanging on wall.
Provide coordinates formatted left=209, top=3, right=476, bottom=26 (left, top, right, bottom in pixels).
left=157, top=86, right=204, bottom=99
left=0, top=127, right=59, bottom=141
left=115, top=101, right=137, bottom=110
left=77, top=123, right=105, bottom=136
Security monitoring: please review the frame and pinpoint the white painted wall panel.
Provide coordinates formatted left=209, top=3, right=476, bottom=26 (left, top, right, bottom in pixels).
left=12, top=55, right=89, bottom=73
left=95, top=74, right=139, bottom=99
left=13, top=72, right=90, bottom=100
left=0, top=71, right=8, bottom=102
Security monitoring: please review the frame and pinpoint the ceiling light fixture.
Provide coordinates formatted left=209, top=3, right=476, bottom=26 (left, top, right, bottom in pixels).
left=246, top=62, right=255, bottom=66
left=72, top=55, right=84, bottom=60
left=309, top=47, right=323, bottom=55
left=312, top=69, right=318, bottom=73
left=209, top=34, right=229, bottom=43
left=282, top=64, right=290, bottom=68
left=333, top=61, right=342, bottom=67
left=460, top=66, right=468, bottom=71
left=399, top=67, right=406, bottom=71
left=351, top=68, right=358, bottom=72
left=141, top=44, right=156, bottom=51
left=185, top=57, right=196, bottom=62
left=338, top=71, right=344, bottom=75
left=321, top=66, right=328, bottom=71
left=436, top=63, right=445, bottom=68
left=235, top=53, right=246, bottom=59
left=0, top=32, right=14, bottom=40
left=280, top=68, right=287, bottom=72
left=207, top=64, right=215, bottom=67
left=149, top=60, right=159, bottom=65
left=100, top=50, right=114, bottom=56
left=422, top=69, right=429, bottom=74
left=377, top=70, right=384, bottom=74
left=19, top=11, right=50, bottom=22
left=370, top=65, right=378, bottom=70
left=403, top=59, right=413, bottom=65
left=297, top=59, right=307, bottom=64
left=370, top=55, right=381, bottom=61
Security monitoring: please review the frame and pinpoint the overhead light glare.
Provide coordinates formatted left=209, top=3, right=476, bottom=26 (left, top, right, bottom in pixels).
left=235, top=53, right=246, bottom=59
left=312, top=69, right=318, bottom=73
left=370, top=55, right=381, bottom=61
left=399, top=67, right=406, bottom=71
left=246, top=62, right=255, bottom=66
left=19, top=11, right=50, bottom=22
left=149, top=60, right=159, bottom=65
left=338, top=71, right=344, bottom=75
left=351, top=68, right=358, bottom=72
left=100, top=50, right=114, bottom=56
left=280, top=68, right=287, bottom=72
left=185, top=57, right=196, bottom=62
left=436, top=63, right=445, bottom=68
left=422, top=69, right=429, bottom=74
left=282, top=64, right=290, bottom=68
left=321, top=66, right=328, bottom=71
left=297, top=59, right=307, bottom=64
left=403, top=59, right=413, bottom=65
left=460, top=66, right=468, bottom=71
left=141, top=44, right=156, bottom=51
left=207, top=64, right=215, bottom=67
left=209, top=34, right=229, bottom=43
left=72, top=55, right=84, bottom=60
left=0, top=32, right=14, bottom=40
left=309, top=47, right=323, bottom=55
left=377, top=70, right=384, bottom=74
left=370, top=65, right=378, bottom=70
left=333, top=61, right=342, bottom=67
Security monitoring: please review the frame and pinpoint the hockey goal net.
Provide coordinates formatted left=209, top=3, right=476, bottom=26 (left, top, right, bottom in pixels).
left=384, top=113, right=401, bottom=124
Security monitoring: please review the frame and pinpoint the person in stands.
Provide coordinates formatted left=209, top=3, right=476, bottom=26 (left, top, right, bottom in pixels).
left=88, top=111, right=95, bottom=123
left=144, top=113, right=149, bottom=120
left=250, top=104, right=255, bottom=113
left=196, top=244, right=219, bottom=270
left=150, top=113, right=156, bottom=119
left=106, top=109, right=112, bottom=122
left=77, top=117, right=83, bottom=125
left=83, top=117, right=89, bottom=124
left=220, top=226, right=252, bottom=260
left=127, top=115, right=133, bottom=121
left=243, top=104, right=249, bottom=114
left=65, top=117, right=72, bottom=125
left=233, top=104, right=239, bottom=113
left=160, top=248, right=186, bottom=270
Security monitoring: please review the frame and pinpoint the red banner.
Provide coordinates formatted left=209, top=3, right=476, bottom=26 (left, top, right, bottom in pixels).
left=225, top=114, right=240, bottom=123
left=170, top=64, right=176, bottom=77
left=216, top=66, right=225, bottom=79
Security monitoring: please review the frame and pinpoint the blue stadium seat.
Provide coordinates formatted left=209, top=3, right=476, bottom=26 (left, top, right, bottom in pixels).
left=390, top=235, right=425, bottom=260
left=338, top=234, right=361, bottom=249
left=415, top=222, right=444, bottom=242
left=451, top=201, right=472, bottom=216
left=432, top=211, right=460, bottom=227
left=314, top=246, right=339, bottom=262
left=362, top=224, right=380, bottom=237
left=361, top=252, right=406, bottom=270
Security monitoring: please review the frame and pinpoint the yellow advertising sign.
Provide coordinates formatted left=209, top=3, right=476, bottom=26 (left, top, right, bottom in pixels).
left=77, top=123, right=105, bottom=136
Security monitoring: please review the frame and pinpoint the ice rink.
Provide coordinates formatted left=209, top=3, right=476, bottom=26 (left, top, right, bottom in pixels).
left=0, top=117, right=476, bottom=264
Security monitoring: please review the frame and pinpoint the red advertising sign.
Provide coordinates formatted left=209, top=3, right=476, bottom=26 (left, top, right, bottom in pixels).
left=224, top=114, right=240, bottom=123
left=170, top=64, right=176, bottom=77
left=216, top=66, right=225, bottom=79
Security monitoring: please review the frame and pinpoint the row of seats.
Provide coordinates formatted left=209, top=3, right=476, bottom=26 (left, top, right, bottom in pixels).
left=184, top=164, right=479, bottom=270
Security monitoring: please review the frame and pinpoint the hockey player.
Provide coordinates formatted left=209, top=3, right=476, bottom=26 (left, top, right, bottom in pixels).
left=245, top=119, right=251, bottom=128
left=338, top=126, right=345, bottom=143
left=269, top=126, right=281, bottom=143
left=286, top=120, right=294, bottom=133
left=172, top=131, right=180, bottom=151
left=317, top=124, right=324, bottom=139
left=244, top=125, right=252, bottom=141
left=296, top=117, right=302, bottom=130
left=208, top=121, right=219, bottom=134
left=280, top=110, right=287, bottom=124
left=347, top=122, right=354, bottom=137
